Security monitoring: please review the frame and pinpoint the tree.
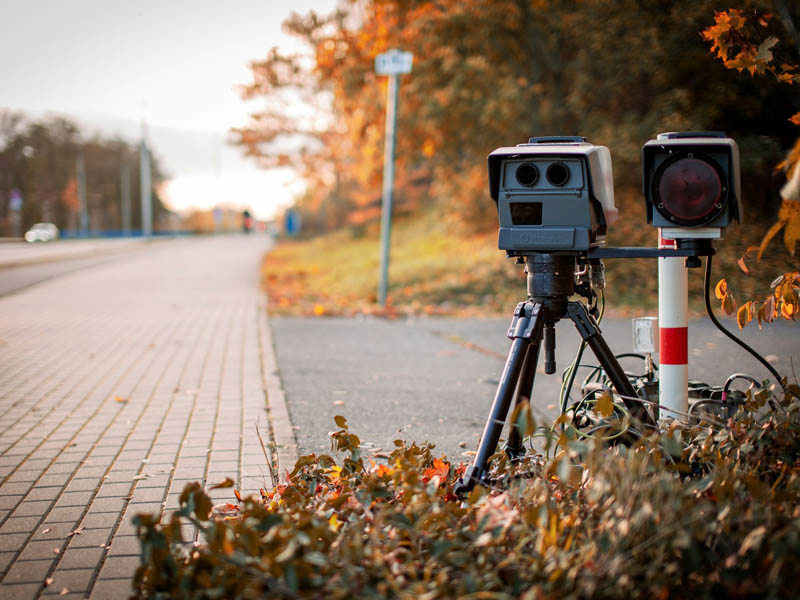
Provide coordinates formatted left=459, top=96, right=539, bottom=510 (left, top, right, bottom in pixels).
left=701, top=4, right=800, bottom=327
left=234, top=0, right=796, bottom=236
left=0, top=111, right=170, bottom=236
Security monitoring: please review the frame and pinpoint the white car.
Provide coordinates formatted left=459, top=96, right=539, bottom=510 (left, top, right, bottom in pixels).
left=24, top=222, right=60, bottom=242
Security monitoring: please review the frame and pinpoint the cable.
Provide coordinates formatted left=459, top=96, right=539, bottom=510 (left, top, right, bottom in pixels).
left=704, top=254, right=788, bottom=395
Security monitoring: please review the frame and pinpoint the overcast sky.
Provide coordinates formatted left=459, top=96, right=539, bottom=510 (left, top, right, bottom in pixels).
left=0, top=0, right=336, bottom=219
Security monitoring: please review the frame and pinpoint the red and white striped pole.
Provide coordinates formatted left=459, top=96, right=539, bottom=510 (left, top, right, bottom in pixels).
left=658, top=232, right=688, bottom=418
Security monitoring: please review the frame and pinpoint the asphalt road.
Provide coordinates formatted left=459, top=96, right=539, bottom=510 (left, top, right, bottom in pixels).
left=0, top=238, right=163, bottom=297
left=272, top=314, right=800, bottom=462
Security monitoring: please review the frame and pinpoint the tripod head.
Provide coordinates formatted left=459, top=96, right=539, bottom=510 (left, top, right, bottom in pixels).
left=517, top=253, right=604, bottom=375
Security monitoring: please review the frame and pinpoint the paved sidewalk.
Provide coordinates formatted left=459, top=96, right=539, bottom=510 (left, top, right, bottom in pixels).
left=0, top=235, right=296, bottom=599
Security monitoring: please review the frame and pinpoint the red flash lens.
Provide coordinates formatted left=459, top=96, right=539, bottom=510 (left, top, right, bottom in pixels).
left=657, top=158, right=722, bottom=221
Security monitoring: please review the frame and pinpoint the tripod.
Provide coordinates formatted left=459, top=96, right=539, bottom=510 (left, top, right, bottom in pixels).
left=454, top=254, right=655, bottom=496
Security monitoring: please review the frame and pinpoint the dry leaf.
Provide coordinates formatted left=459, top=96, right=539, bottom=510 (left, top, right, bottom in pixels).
left=114, top=395, right=127, bottom=403
left=737, top=256, right=750, bottom=275
left=714, top=279, right=727, bottom=300
left=209, top=478, right=234, bottom=490
left=595, top=392, right=614, bottom=418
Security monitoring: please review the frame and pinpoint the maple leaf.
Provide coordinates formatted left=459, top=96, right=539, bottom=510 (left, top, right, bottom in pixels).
left=421, top=458, right=449, bottom=482
left=790, top=113, right=800, bottom=126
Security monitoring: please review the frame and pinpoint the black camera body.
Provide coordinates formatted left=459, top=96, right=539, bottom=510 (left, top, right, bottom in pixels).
left=642, top=132, right=741, bottom=238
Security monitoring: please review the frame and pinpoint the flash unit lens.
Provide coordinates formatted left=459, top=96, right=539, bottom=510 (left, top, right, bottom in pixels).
left=515, top=163, right=539, bottom=187
left=656, top=157, right=723, bottom=223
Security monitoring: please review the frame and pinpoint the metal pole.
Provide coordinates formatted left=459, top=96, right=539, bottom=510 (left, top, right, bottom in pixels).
left=77, top=154, right=88, bottom=237
left=121, top=162, right=131, bottom=236
left=377, top=73, right=399, bottom=306
left=139, top=139, right=152, bottom=239
left=658, top=231, right=689, bottom=418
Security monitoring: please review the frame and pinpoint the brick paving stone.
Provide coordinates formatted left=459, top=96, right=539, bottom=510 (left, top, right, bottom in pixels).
left=4, top=558, right=54, bottom=583
left=105, top=535, right=139, bottom=556
left=88, top=578, right=132, bottom=599
left=98, top=555, right=139, bottom=580
left=65, top=529, right=110, bottom=549
left=1, top=582, right=41, bottom=598
left=12, top=501, right=53, bottom=518
left=41, top=568, right=94, bottom=594
left=17, top=541, right=62, bottom=562
left=0, top=236, right=293, bottom=597
left=57, top=548, right=103, bottom=570
left=0, top=495, right=24, bottom=510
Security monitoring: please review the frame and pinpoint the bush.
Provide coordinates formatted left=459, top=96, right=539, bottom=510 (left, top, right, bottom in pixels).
left=133, top=387, right=800, bottom=599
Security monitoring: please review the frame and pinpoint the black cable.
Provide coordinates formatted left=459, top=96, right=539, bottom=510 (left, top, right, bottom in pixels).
left=704, top=255, right=787, bottom=394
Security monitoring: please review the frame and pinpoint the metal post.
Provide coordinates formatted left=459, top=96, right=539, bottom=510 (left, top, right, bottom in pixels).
left=121, top=162, right=131, bottom=236
left=77, top=154, right=88, bottom=238
left=658, top=231, right=689, bottom=418
left=378, top=73, right=399, bottom=306
left=139, top=139, right=152, bottom=239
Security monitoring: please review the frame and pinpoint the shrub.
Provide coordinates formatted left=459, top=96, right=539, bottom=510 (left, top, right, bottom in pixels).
left=133, top=388, right=800, bottom=599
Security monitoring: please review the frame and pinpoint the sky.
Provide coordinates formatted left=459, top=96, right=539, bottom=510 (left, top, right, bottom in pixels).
left=0, top=0, right=337, bottom=219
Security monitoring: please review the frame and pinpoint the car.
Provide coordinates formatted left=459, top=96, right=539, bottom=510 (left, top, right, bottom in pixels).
left=24, top=222, right=59, bottom=242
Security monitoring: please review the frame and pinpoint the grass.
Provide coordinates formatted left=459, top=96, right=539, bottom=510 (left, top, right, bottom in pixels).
left=262, top=195, right=798, bottom=320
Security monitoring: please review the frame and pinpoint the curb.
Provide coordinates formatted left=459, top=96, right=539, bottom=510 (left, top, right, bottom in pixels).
left=258, top=303, right=299, bottom=482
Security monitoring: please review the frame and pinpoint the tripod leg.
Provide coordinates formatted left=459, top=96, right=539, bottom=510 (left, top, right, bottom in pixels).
left=455, top=303, right=545, bottom=496
left=566, top=302, right=655, bottom=427
left=504, top=338, right=541, bottom=460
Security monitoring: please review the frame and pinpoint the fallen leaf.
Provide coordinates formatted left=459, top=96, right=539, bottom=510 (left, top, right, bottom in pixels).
left=60, top=589, right=70, bottom=596
left=422, top=458, right=449, bottom=482
left=333, top=400, right=345, bottom=406
left=209, top=478, right=234, bottom=490
left=44, top=577, right=53, bottom=587
left=114, top=395, right=127, bottom=403
left=67, top=527, right=83, bottom=537
left=41, top=528, right=51, bottom=535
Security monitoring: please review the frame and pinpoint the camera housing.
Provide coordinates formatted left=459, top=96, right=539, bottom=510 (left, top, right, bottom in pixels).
left=488, top=137, right=618, bottom=254
left=642, top=132, right=741, bottom=239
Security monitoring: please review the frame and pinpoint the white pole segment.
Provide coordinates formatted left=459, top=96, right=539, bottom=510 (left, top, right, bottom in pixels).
left=658, top=231, right=689, bottom=418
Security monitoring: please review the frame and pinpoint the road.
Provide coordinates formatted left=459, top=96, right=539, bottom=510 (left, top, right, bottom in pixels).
left=0, top=239, right=157, bottom=297
left=272, top=314, right=800, bottom=461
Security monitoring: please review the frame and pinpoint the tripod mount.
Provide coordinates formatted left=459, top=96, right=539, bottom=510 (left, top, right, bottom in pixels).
left=453, top=253, right=658, bottom=496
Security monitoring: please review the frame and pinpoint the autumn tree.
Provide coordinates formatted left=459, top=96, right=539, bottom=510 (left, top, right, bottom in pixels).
left=701, top=3, right=800, bottom=327
left=234, top=0, right=795, bottom=238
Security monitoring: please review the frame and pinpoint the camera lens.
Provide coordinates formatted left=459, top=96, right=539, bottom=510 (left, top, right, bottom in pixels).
left=657, top=157, right=722, bottom=222
left=515, top=163, right=539, bottom=187
left=546, top=162, right=570, bottom=186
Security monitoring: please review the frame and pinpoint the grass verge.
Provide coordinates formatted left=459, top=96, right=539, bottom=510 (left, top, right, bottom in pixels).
left=262, top=201, right=796, bottom=319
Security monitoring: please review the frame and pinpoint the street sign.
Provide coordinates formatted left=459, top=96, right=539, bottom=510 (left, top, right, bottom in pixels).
left=375, top=50, right=413, bottom=76
left=9, top=189, right=22, bottom=212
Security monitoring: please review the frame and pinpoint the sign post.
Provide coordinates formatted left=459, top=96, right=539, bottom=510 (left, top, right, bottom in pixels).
left=375, top=49, right=412, bottom=306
